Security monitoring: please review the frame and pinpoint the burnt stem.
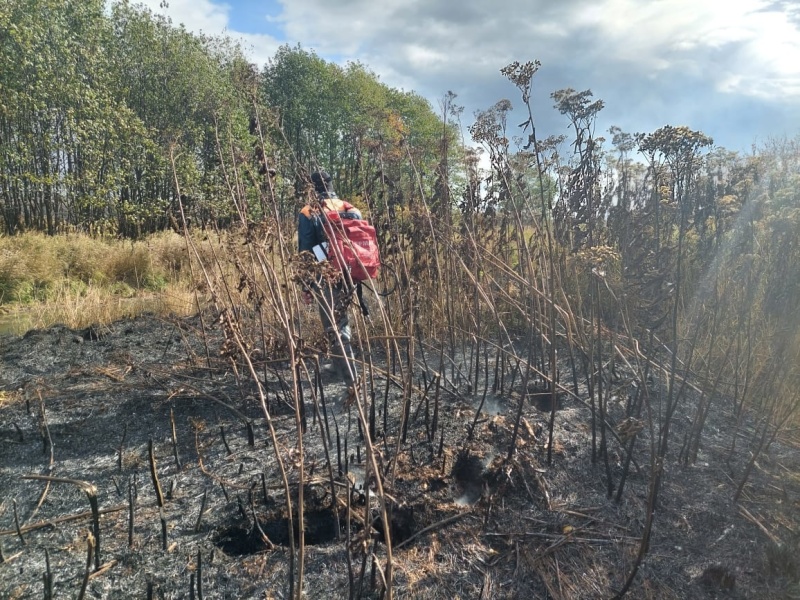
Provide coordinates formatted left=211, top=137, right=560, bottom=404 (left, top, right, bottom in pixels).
left=383, top=340, right=392, bottom=435
left=43, top=548, right=53, bottom=600
left=467, top=390, right=488, bottom=443
left=39, top=392, right=53, bottom=460
left=260, top=473, right=269, bottom=507
left=170, top=409, right=182, bottom=471
left=128, top=478, right=136, bottom=547
left=424, top=373, right=431, bottom=441
left=357, top=542, right=369, bottom=599
left=246, top=421, right=255, bottom=447
left=492, top=343, right=501, bottom=393
left=336, top=430, right=342, bottom=475
left=148, top=439, right=165, bottom=508
left=86, top=488, right=101, bottom=569
left=118, top=424, right=127, bottom=472
left=220, top=425, right=232, bottom=455
left=77, top=532, right=95, bottom=600
left=346, top=462, right=355, bottom=599
left=236, top=494, right=248, bottom=523
left=12, top=500, right=25, bottom=546
left=196, top=550, right=204, bottom=600
left=249, top=490, right=274, bottom=550
left=159, top=507, right=168, bottom=551
left=194, top=489, right=208, bottom=532
left=431, top=374, right=441, bottom=448
left=438, top=421, right=445, bottom=460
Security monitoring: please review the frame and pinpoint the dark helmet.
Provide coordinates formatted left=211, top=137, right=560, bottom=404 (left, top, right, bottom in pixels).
left=310, top=170, right=333, bottom=194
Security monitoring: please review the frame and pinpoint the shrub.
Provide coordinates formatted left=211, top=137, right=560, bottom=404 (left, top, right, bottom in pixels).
left=0, top=232, right=64, bottom=303
left=105, top=242, right=167, bottom=290
left=147, top=230, right=194, bottom=280
left=56, top=234, right=111, bottom=284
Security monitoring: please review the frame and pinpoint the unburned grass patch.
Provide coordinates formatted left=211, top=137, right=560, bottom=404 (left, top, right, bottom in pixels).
left=0, top=389, right=22, bottom=409
left=0, top=231, right=221, bottom=331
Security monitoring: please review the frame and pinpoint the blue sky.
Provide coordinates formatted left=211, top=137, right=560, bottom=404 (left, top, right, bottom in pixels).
left=132, top=0, right=800, bottom=155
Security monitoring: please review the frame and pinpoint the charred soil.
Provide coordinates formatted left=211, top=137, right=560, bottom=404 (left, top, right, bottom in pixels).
left=1, top=313, right=799, bottom=599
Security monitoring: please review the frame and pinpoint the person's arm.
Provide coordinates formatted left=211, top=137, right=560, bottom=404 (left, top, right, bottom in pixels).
left=298, top=208, right=324, bottom=304
left=298, top=209, right=319, bottom=253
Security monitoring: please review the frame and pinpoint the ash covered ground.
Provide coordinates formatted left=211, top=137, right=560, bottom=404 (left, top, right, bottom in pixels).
left=1, top=313, right=799, bottom=599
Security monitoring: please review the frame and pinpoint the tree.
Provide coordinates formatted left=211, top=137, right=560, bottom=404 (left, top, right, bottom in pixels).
left=0, top=0, right=132, bottom=234
left=109, top=1, right=257, bottom=235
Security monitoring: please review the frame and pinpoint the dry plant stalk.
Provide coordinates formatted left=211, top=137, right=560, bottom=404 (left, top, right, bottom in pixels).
left=77, top=531, right=95, bottom=600
left=170, top=409, right=182, bottom=470
left=148, top=439, right=165, bottom=508
left=22, top=475, right=102, bottom=569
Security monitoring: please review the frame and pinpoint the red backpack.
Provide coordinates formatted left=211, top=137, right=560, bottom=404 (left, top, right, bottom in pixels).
left=322, top=205, right=381, bottom=282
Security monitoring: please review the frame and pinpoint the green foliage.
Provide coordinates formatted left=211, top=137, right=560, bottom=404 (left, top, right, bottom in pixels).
left=1, top=0, right=122, bottom=232
left=107, top=2, right=262, bottom=234
left=0, top=0, right=261, bottom=237
left=261, top=45, right=445, bottom=210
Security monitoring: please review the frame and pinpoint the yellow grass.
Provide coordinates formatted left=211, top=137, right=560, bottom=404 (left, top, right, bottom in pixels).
left=0, top=389, right=22, bottom=408
left=0, top=231, right=210, bottom=332
left=25, top=284, right=200, bottom=331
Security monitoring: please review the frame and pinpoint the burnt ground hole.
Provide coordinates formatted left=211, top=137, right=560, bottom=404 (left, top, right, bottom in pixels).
left=451, top=451, right=485, bottom=505
left=215, top=526, right=269, bottom=556
left=528, top=390, right=563, bottom=412
left=215, top=509, right=341, bottom=555
left=374, top=504, right=419, bottom=545
left=524, top=379, right=564, bottom=412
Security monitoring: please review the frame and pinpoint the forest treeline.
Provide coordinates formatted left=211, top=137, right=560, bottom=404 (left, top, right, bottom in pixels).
left=0, top=0, right=444, bottom=236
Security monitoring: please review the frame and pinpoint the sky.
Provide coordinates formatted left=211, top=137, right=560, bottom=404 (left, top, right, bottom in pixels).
left=130, top=0, right=800, bottom=156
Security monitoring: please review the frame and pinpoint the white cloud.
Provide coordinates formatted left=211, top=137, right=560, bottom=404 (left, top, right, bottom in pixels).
left=122, top=0, right=281, bottom=66
left=111, top=0, right=800, bottom=150
left=120, top=0, right=800, bottom=103
left=273, top=0, right=800, bottom=102
left=582, top=0, right=800, bottom=97
left=228, top=31, right=282, bottom=67
left=132, top=0, right=232, bottom=35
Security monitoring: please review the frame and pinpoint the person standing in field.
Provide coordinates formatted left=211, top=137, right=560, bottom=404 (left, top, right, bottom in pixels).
left=298, top=170, right=361, bottom=399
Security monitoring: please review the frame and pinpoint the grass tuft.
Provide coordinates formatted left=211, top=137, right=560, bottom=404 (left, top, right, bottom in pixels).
left=0, top=231, right=206, bottom=331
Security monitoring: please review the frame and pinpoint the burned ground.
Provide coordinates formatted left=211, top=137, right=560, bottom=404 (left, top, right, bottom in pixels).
left=1, top=313, right=799, bottom=599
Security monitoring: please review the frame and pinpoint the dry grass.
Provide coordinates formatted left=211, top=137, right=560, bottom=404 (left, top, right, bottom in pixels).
left=0, top=389, right=22, bottom=409
left=0, top=231, right=216, bottom=331
left=24, top=284, right=200, bottom=330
